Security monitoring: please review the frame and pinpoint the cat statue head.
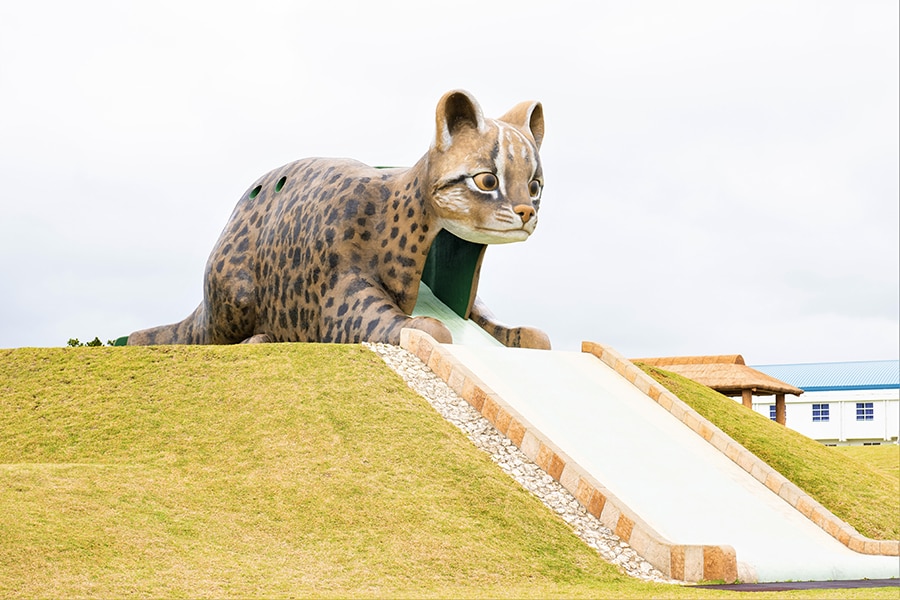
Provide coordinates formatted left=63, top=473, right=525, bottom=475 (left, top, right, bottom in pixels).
left=426, top=90, right=544, bottom=245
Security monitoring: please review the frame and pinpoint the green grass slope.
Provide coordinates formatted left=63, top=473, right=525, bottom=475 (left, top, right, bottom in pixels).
left=639, top=365, right=900, bottom=540
left=0, top=345, right=896, bottom=599
left=0, top=344, right=651, bottom=599
left=835, top=444, right=900, bottom=481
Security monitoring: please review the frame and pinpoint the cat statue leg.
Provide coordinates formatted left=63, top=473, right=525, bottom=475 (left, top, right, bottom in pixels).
left=470, top=297, right=551, bottom=350
left=402, top=316, right=453, bottom=344
left=316, top=275, right=453, bottom=345
left=240, top=333, right=273, bottom=344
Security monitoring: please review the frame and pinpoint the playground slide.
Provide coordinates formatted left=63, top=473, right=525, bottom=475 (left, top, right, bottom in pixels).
left=411, top=289, right=899, bottom=583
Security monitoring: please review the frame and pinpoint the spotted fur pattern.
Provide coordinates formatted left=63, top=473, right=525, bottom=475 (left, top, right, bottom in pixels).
left=128, top=90, right=549, bottom=348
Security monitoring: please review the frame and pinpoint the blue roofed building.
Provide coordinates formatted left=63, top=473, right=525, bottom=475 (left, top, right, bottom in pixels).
left=750, top=360, right=899, bottom=446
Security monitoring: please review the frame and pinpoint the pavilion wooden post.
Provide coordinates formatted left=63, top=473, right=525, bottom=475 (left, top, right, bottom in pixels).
left=741, top=389, right=753, bottom=409
left=775, top=393, right=786, bottom=425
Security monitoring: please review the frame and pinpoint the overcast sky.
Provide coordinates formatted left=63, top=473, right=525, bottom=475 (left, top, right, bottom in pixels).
left=1, top=1, right=897, bottom=364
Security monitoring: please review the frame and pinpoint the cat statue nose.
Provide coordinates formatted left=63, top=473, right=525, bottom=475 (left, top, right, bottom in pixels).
left=514, top=204, right=536, bottom=224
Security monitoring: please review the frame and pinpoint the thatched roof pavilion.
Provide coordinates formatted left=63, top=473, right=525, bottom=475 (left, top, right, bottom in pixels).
left=632, top=355, right=803, bottom=425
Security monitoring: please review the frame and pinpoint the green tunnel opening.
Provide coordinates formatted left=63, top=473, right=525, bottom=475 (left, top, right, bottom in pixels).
left=421, top=229, right=487, bottom=319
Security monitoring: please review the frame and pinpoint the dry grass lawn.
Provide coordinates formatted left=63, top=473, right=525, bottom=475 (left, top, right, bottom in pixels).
left=0, top=344, right=896, bottom=598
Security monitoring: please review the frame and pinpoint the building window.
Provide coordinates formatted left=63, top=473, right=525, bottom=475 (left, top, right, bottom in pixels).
left=812, top=403, right=830, bottom=422
left=768, top=405, right=777, bottom=421
left=856, top=402, right=874, bottom=421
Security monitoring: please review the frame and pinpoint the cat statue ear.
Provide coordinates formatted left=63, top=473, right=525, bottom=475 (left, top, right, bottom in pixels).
left=499, top=100, right=544, bottom=150
left=435, top=90, right=486, bottom=152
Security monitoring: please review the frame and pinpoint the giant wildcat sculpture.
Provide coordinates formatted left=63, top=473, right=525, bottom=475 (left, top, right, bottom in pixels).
left=127, top=90, right=550, bottom=348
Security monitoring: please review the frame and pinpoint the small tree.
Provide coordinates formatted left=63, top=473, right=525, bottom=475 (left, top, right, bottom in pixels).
left=66, top=337, right=115, bottom=347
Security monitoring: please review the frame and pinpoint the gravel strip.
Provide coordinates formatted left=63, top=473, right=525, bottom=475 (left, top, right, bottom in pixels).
left=365, top=342, right=679, bottom=584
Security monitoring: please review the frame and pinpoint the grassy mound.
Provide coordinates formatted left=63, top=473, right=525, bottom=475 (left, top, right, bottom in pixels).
left=0, top=345, right=896, bottom=598
left=0, top=344, right=649, bottom=598
left=639, top=365, right=899, bottom=540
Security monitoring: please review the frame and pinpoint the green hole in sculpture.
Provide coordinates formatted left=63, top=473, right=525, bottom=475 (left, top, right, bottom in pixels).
left=422, top=229, right=486, bottom=319
left=275, top=176, right=286, bottom=193
left=249, top=185, right=262, bottom=199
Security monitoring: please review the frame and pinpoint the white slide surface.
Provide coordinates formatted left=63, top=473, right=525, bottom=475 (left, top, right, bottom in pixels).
left=413, top=292, right=899, bottom=582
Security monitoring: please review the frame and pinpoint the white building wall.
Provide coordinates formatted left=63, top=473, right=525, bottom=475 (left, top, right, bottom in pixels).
left=749, top=388, right=899, bottom=445
left=888, top=399, right=900, bottom=441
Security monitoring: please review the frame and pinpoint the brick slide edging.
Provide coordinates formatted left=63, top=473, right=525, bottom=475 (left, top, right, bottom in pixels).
left=581, top=341, right=900, bottom=558
left=399, top=329, right=739, bottom=583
